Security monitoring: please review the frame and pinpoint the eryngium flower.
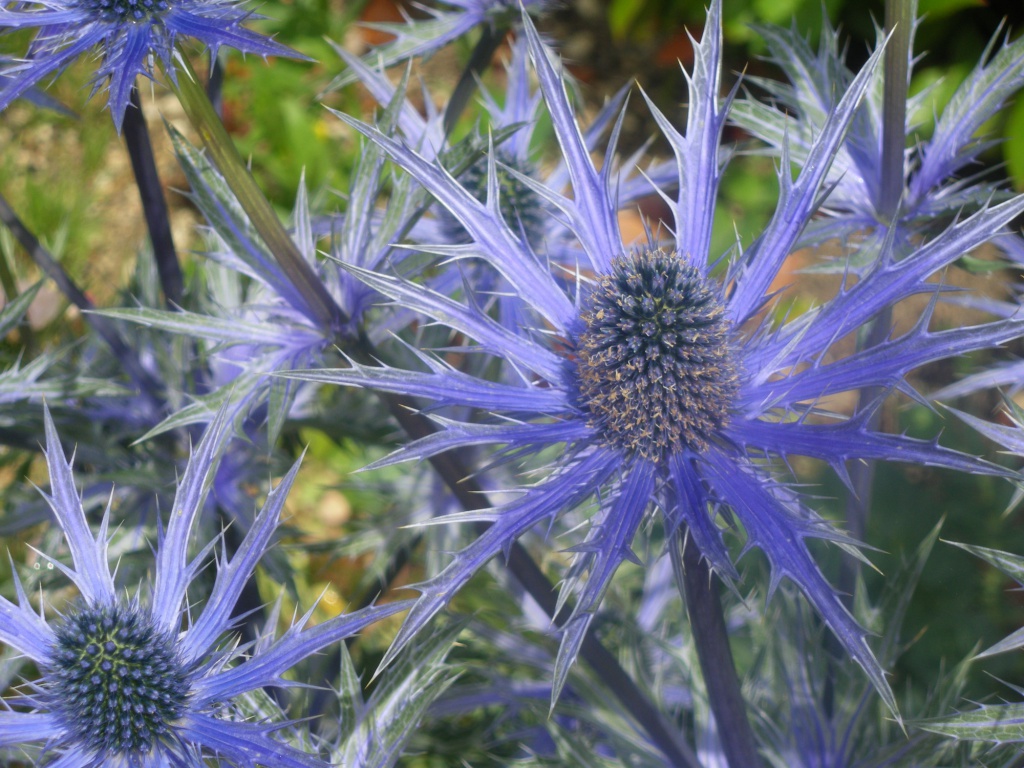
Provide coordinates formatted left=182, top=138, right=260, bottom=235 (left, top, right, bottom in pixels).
left=0, top=408, right=406, bottom=766
left=0, top=0, right=297, bottom=130
left=290, top=1, right=1024, bottom=713
left=730, top=8, right=1024, bottom=251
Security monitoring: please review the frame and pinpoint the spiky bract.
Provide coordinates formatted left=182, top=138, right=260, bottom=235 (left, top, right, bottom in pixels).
left=731, top=6, right=1024, bottom=252
left=437, top=149, right=546, bottom=249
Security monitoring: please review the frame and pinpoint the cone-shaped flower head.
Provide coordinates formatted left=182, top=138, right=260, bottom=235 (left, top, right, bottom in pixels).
left=47, top=603, right=191, bottom=755
left=0, top=0, right=300, bottom=130
left=289, top=0, right=1024, bottom=717
left=574, top=248, right=738, bottom=460
left=0, top=407, right=407, bottom=766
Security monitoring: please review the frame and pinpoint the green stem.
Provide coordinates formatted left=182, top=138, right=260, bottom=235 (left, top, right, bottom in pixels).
left=878, top=0, right=913, bottom=223
left=165, top=53, right=345, bottom=333
left=842, top=0, right=914, bottom=566
left=833, top=0, right=915, bottom=717
left=0, top=234, right=20, bottom=302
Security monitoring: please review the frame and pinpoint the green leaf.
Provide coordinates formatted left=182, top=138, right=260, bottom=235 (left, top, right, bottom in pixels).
left=323, top=14, right=469, bottom=92
left=915, top=703, right=1024, bottom=743
left=0, top=280, right=42, bottom=338
left=335, top=640, right=364, bottom=744
left=957, top=254, right=1013, bottom=274
left=875, top=520, right=944, bottom=666
left=946, top=541, right=1024, bottom=657
left=947, top=541, right=1024, bottom=586
left=266, top=374, right=299, bottom=448
left=548, top=718, right=624, bottom=767
left=333, top=620, right=463, bottom=768
left=133, top=376, right=259, bottom=443
left=94, top=307, right=294, bottom=346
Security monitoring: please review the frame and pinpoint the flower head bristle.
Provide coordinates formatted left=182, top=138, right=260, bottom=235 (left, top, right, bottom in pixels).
left=77, top=0, right=168, bottom=23
left=575, top=248, right=738, bottom=461
left=49, top=603, right=190, bottom=757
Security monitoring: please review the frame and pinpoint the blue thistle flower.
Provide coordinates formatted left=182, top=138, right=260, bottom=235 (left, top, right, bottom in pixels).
left=0, top=0, right=299, bottom=131
left=288, top=0, right=1024, bottom=716
left=329, top=34, right=678, bottom=361
left=0, top=406, right=407, bottom=766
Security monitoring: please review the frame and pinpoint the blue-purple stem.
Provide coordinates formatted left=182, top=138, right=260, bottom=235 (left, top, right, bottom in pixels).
left=360, top=357, right=701, bottom=768
left=443, top=24, right=505, bottom=136
left=832, top=0, right=913, bottom=720
left=123, top=86, right=183, bottom=307
left=673, top=527, right=762, bottom=768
